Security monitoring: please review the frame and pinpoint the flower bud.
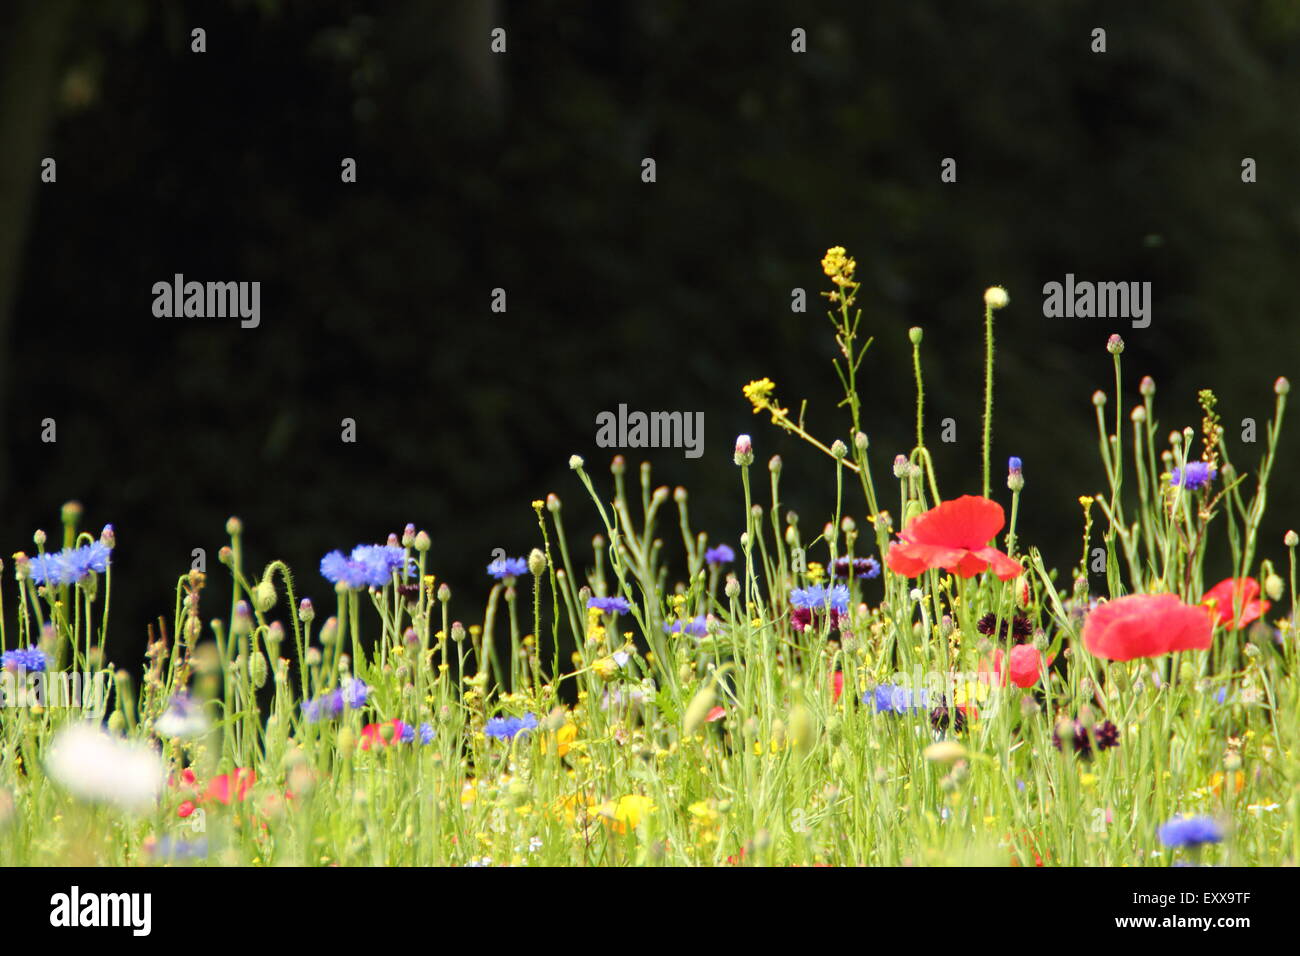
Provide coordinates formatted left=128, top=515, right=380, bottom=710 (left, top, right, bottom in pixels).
left=1106, top=333, right=1124, bottom=355
left=734, top=435, right=754, bottom=466
left=253, top=580, right=276, bottom=613
left=1276, top=377, right=1291, bottom=396
left=908, top=327, right=923, bottom=345
left=414, top=530, right=431, bottom=552
left=1139, top=375, right=1156, bottom=396
left=1265, top=574, right=1284, bottom=602
left=769, top=455, right=782, bottom=474
left=298, top=598, right=315, bottom=623
left=831, top=439, right=848, bottom=460
left=724, top=575, right=741, bottom=599
left=984, top=286, right=1009, bottom=310
left=893, top=455, right=909, bottom=478
left=226, top=516, right=243, bottom=537
left=1092, top=390, right=1107, bottom=407
left=568, top=455, right=585, bottom=470
left=250, top=652, right=269, bottom=688
left=1286, top=530, right=1299, bottom=548
left=1131, top=405, right=1146, bottom=423
left=610, top=455, right=626, bottom=476
left=528, top=548, right=547, bottom=576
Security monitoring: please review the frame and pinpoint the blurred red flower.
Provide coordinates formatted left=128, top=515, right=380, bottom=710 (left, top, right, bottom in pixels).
left=1202, top=577, right=1269, bottom=630
left=1082, top=593, right=1212, bottom=661
left=982, top=644, right=1051, bottom=688
left=205, top=768, right=256, bottom=805
left=885, top=496, right=1022, bottom=580
left=360, top=718, right=408, bottom=750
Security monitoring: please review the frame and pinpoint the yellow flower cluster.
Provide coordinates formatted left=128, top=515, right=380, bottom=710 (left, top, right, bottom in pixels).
left=820, top=246, right=859, bottom=306
left=742, top=377, right=789, bottom=424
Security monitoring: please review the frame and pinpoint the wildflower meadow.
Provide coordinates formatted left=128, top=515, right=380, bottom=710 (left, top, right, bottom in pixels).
left=1, top=249, right=1294, bottom=875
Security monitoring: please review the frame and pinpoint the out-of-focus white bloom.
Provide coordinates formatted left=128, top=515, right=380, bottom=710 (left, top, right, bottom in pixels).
left=44, top=723, right=165, bottom=813
left=155, top=694, right=210, bottom=739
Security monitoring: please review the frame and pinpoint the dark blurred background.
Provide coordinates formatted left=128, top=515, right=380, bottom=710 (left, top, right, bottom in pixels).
left=3, top=0, right=1299, bottom=668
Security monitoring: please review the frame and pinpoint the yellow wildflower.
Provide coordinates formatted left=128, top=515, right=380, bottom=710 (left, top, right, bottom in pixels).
left=595, top=794, right=655, bottom=834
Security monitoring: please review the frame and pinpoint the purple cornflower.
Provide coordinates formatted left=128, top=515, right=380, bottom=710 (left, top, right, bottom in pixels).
left=487, top=556, right=529, bottom=579
left=399, top=723, right=416, bottom=743
left=320, top=544, right=415, bottom=589
left=1169, top=462, right=1217, bottom=490
left=1, top=645, right=47, bottom=672
left=485, top=713, right=538, bottom=741
left=665, top=616, right=708, bottom=637
left=587, top=596, right=630, bottom=614
left=704, top=544, right=735, bottom=566
left=419, top=722, right=435, bottom=745
left=1157, top=816, right=1224, bottom=848
left=28, top=542, right=111, bottom=586
left=832, top=556, right=880, bottom=581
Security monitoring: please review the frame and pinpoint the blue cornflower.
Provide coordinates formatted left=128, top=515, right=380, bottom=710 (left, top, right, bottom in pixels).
left=1008, top=456, right=1023, bottom=473
left=789, top=585, right=827, bottom=610
left=1169, top=462, right=1217, bottom=490
left=1, top=645, right=47, bottom=672
left=320, top=550, right=369, bottom=589
left=665, top=616, right=708, bottom=637
left=485, top=713, right=538, bottom=741
left=399, top=723, right=416, bottom=743
left=28, top=542, right=110, bottom=586
left=1157, top=816, right=1224, bottom=848
left=419, top=722, right=435, bottom=745
left=487, top=556, right=529, bottom=579
left=301, top=677, right=369, bottom=722
left=321, top=544, right=415, bottom=589
left=704, top=544, right=735, bottom=566
left=790, top=585, right=849, bottom=614
left=587, top=596, right=630, bottom=614
left=866, top=684, right=927, bottom=715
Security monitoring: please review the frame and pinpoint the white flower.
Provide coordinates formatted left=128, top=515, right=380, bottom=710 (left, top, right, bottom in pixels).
left=154, top=694, right=210, bottom=739
left=44, top=723, right=165, bottom=814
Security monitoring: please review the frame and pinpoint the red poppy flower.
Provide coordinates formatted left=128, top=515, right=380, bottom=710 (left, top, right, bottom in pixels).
left=885, top=495, right=1022, bottom=580
left=830, top=671, right=844, bottom=703
left=1202, top=577, right=1269, bottom=630
left=982, top=645, right=1051, bottom=688
left=360, top=718, right=409, bottom=750
left=705, top=706, right=727, bottom=723
left=177, top=800, right=196, bottom=819
left=1082, top=593, right=1213, bottom=661
left=204, top=768, right=256, bottom=805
